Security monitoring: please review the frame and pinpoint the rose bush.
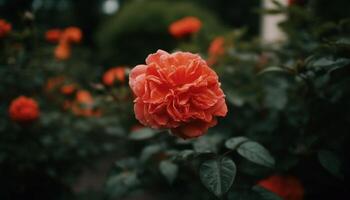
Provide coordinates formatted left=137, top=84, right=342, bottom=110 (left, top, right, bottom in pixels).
left=0, top=1, right=348, bottom=200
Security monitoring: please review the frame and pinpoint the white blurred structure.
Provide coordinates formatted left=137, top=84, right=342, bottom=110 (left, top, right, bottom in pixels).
left=102, top=0, right=120, bottom=15
left=261, top=0, right=288, bottom=43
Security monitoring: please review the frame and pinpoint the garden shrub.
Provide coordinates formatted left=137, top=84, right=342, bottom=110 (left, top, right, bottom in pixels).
left=96, top=0, right=225, bottom=66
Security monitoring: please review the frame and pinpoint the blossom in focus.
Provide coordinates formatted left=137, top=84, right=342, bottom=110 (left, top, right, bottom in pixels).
left=129, top=50, right=227, bottom=139
left=0, top=19, right=11, bottom=38
left=258, top=175, right=304, bottom=200
left=9, top=96, right=40, bottom=123
left=169, top=16, right=202, bottom=38
left=103, top=67, right=127, bottom=86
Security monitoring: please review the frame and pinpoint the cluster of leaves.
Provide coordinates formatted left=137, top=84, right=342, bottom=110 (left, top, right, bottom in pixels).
left=0, top=16, right=134, bottom=199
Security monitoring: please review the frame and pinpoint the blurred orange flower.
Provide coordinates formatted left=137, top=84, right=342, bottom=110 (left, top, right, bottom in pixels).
left=45, top=29, right=62, bottom=43
left=60, top=84, right=76, bottom=95
left=55, top=41, right=71, bottom=60
left=46, top=26, right=82, bottom=60
left=258, top=175, right=304, bottom=200
left=169, top=16, right=202, bottom=38
left=76, top=90, right=94, bottom=104
left=9, top=96, right=40, bottom=123
left=62, top=27, right=82, bottom=43
left=0, top=19, right=12, bottom=38
left=71, top=90, right=101, bottom=117
left=103, top=67, right=126, bottom=86
left=207, top=36, right=225, bottom=66
left=208, top=37, right=225, bottom=56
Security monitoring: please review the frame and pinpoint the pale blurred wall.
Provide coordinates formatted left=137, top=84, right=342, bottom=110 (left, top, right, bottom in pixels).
left=261, top=0, right=288, bottom=43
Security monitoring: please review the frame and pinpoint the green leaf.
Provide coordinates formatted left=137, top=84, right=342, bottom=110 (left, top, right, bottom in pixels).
left=105, top=171, right=140, bottom=199
left=226, top=91, right=245, bottom=107
left=193, top=134, right=224, bottom=153
left=307, top=57, right=350, bottom=72
left=105, top=126, right=124, bottom=136
left=140, top=144, right=163, bottom=162
left=199, top=157, right=236, bottom=198
left=159, top=160, right=178, bottom=184
left=333, top=37, right=350, bottom=47
left=257, top=66, right=288, bottom=76
left=225, top=136, right=249, bottom=150
left=129, top=128, right=156, bottom=140
left=174, top=149, right=197, bottom=161
left=318, top=150, right=343, bottom=179
left=237, top=141, right=275, bottom=168
left=253, top=186, right=283, bottom=200
left=263, top=77, right=288, bottom=110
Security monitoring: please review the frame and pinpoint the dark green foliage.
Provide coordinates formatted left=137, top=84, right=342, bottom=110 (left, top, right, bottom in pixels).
left=96, top=0, right=225, bottom=66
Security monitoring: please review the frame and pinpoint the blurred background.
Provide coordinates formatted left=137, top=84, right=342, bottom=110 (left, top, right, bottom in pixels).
left=0, top=0, right=260, bottom=66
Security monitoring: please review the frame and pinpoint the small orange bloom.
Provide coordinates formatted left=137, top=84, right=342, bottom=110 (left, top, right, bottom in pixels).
left=55, top=41, right=71, bottom=60
left=45, top=29, right=62, bottom=43
left=47, top=26, right=82, bottom=60
left=0, top=19, right=12, bottom=38
left=103, top=67, right=126, bottom=86
left=71, top=90, right=101, bottom=117
left=9, top=96, right=40, bottom=123
left=76, top=90, right=93, bottom=105
left=60, top=84, right=76, bottom=95
left=207, top=37, right=225, bottom=66
left=62, top=27, right=82, bottom=43
left=208, top=37, right=225, bottom=56
left=258, top=175, right=304, bottom=200
left=169, top=17, right=202, bottom=38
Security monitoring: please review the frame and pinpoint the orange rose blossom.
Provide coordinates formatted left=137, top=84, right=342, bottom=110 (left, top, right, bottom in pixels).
left=0, top=19, right=11, bottom=38
left=258, top=175, right=304, bottom=200
left=129, top=50, right=227, bottom=139
left=9, top=96, right=40, bottom=123
left=169, top=16, right=202, bottom=38
left=45, top=26, right=82, bottom=60
left=103, top=67, right=127, bottom=86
